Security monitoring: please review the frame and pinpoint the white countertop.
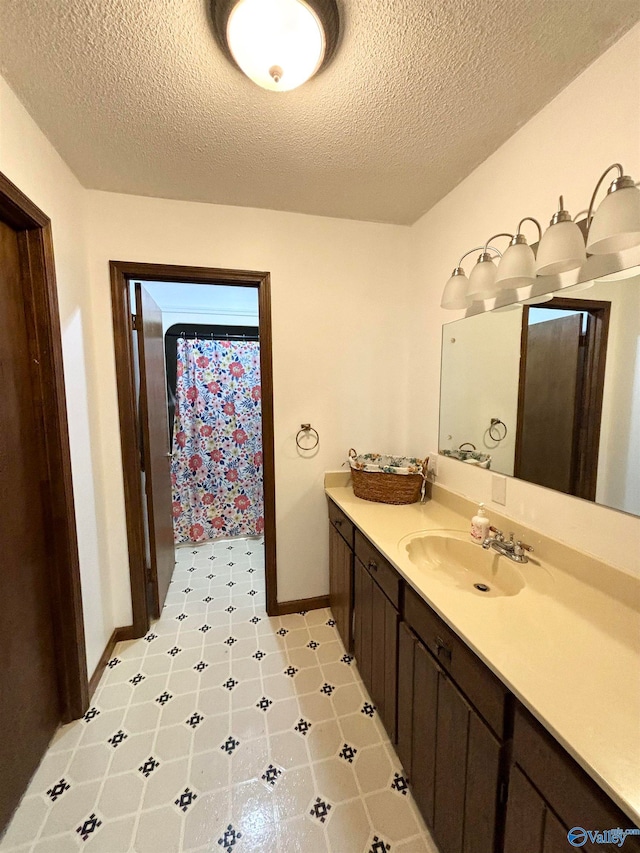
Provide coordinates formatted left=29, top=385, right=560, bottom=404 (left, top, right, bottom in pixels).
left=325, top=477, right=640, bottom=825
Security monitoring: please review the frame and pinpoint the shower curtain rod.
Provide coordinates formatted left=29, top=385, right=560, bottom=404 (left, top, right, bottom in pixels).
left=165, top=330, right=259, bottom=341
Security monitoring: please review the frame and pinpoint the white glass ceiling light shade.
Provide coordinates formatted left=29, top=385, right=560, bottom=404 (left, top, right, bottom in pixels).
left=535, top=197, right=586, bottom=275
left=468, top=255, right=498, bottom=299
left=440, top=246, right=503, bottom=310
left=586, top=164, right=640, bottom=255
left=467, top=233, right=512, bottom=299
left=212, top=0, right=339, bottom=92
left=496, top=217, right=542, bottom=290
left=441, top=269, right=470, bottom=309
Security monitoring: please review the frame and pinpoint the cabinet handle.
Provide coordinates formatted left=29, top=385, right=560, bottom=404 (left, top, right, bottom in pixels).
left=368, top=560, right=378, bottom=572
left=333, top=519, right=343, bottom=527
left=435, top=636, right=451, bottom=662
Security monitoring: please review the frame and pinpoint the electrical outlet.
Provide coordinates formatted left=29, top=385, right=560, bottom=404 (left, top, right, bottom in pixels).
left=492, top=474, right=507, bottom=505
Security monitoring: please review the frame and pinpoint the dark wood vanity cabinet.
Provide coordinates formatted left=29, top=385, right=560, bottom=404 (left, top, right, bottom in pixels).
left=326, top=501, right=639, bottom=853
left=328, top=500, right=355, bottom=652
left=353, top=530, right=400, bottom=742
left=398, top=591, right=509, bottom=853
left=504, top=705, right=640, bottom=853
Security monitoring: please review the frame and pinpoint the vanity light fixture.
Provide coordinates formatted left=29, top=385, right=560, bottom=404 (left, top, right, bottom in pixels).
left=441, top=246, right=501, bottom=309
left=210, top=0, right=340, bottom=92
left=495, top=217, right=542, bottom=291
left=467, top=234, right=512, bottom=300
left=535, top=196, right=587, bottom=275
left=586, top=163, right=640, bottom=254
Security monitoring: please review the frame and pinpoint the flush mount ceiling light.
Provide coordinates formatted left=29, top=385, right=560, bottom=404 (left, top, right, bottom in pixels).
left=211, top=0, right=340, bottom=92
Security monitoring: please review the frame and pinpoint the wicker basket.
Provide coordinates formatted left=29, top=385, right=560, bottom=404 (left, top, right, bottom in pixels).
left=348, top=449, right=428, bottom=505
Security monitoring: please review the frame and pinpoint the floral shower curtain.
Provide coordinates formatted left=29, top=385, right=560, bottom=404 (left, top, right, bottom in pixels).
left=171, top=337, right=264, bottom=544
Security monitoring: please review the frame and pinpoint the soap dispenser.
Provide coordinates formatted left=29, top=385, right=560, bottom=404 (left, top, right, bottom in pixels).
left=471, top=503, right=490, bottom=543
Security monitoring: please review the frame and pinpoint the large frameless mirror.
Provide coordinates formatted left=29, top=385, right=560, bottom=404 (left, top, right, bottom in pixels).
left=439, top=269, right=640, bottom=517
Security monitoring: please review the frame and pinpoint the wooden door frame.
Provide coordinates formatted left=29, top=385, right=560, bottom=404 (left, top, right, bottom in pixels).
left=110, top=261, right=278, bottom=636
left=515, top=297, right=611, bottom=501
left=0, top=171, right=88, bottom=721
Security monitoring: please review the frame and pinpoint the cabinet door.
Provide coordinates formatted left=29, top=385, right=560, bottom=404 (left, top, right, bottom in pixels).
left=370, top=580, right=399, bottom=742
left=462, top=709, right=502, bottom=853
left=329, top=523, right=354, bottom=652
left=354, top=558, right=373, bottom=692
left=503, top=765, right=546, bottom=853
left=434, top=674, right=470, bottom=853
left=435, top=673, right=502, bottom=853
left=543, top=810, right=570, bottom=853
left=411, top=640, right=440, bottom=827
left=397, top=622, right=417, bottom=778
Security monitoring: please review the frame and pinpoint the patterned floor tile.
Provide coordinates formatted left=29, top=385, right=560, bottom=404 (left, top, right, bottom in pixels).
left=0, top=535, right=434, bottom=853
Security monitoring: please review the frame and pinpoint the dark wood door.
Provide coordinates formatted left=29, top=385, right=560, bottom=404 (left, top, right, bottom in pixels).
left=0, top=220, right=61, bottom=829
left=329, top=524, right=353, bottom=652
left=515, top=313, right=582, bottom=492
left=135, top=283, right=175, bottom=618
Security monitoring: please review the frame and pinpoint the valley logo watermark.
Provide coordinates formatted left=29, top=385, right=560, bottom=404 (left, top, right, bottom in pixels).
left=568, top=827, right=640, bottom=847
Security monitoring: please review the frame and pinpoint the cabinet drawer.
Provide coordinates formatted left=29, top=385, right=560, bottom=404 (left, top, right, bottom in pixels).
left=404, top=585, right=510, bottom=740
left=328, top=499, right=354, bottom=549
left=354, top=530, right=400, bottom=608
left=512, top=705, right=640, bottom=846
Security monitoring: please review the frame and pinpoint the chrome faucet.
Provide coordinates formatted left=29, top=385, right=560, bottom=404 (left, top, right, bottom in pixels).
left=482, top=527, right=533, bottom=563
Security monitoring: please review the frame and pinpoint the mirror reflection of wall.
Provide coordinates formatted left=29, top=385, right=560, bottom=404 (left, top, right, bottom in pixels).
left=439, top=274, right=640, bottom=517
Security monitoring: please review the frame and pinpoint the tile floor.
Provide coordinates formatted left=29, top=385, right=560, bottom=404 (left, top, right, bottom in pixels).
left=1, top=536, right=436, bottom=852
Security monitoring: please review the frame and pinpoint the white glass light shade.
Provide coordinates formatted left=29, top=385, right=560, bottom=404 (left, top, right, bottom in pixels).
left=496, top=242, right=536, bottom=289
left=586, top=185, right=640, bottom=254
left=227, top=0, right=325, bottom=92
left=467, top=258, right=498, bottom=299
left=535, top=220, right=586, bottom=275
left=441, top=272, right=470, bottom=310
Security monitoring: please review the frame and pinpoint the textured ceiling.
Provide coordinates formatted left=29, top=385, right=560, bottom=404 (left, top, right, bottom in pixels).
left=0, top=1, right=638, bottom=224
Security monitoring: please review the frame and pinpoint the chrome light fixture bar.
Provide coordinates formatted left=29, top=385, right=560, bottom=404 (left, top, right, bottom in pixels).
left=440, top=159, right=640, bottom=311
left=211, top=0, right=339, bottom=91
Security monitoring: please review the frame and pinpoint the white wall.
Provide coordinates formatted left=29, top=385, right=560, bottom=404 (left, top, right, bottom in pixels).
left=85, top=193, right=412, bottom=607
left=407, top=24, right=640, bottom=576
left=0, top=78, right=113, bottom=673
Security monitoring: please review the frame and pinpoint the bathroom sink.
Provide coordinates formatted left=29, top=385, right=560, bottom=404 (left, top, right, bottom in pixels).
left=401, top=530, right=525, bottom=597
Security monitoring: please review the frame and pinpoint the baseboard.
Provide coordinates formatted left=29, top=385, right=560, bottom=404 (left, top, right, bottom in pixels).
left=276, top=595, right=330, bottom=616
left=88, top=625, right=136, bottom=698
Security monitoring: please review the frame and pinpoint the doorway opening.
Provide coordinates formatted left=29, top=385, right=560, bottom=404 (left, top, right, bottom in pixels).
left=515, top=296, right=610, bottom=500
left=110, top=263, right=277, bottom=638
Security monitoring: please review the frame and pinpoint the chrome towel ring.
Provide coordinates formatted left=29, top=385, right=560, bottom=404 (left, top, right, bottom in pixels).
left=488, top=418, right=508, bottom=442
left=296, top=423, right=319, bottom=450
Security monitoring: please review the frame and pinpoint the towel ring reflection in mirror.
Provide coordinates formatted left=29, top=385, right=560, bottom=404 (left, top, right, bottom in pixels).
left=488, top=418, right=508, bottom=442
left=296, top=423, right=319, bottom=451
